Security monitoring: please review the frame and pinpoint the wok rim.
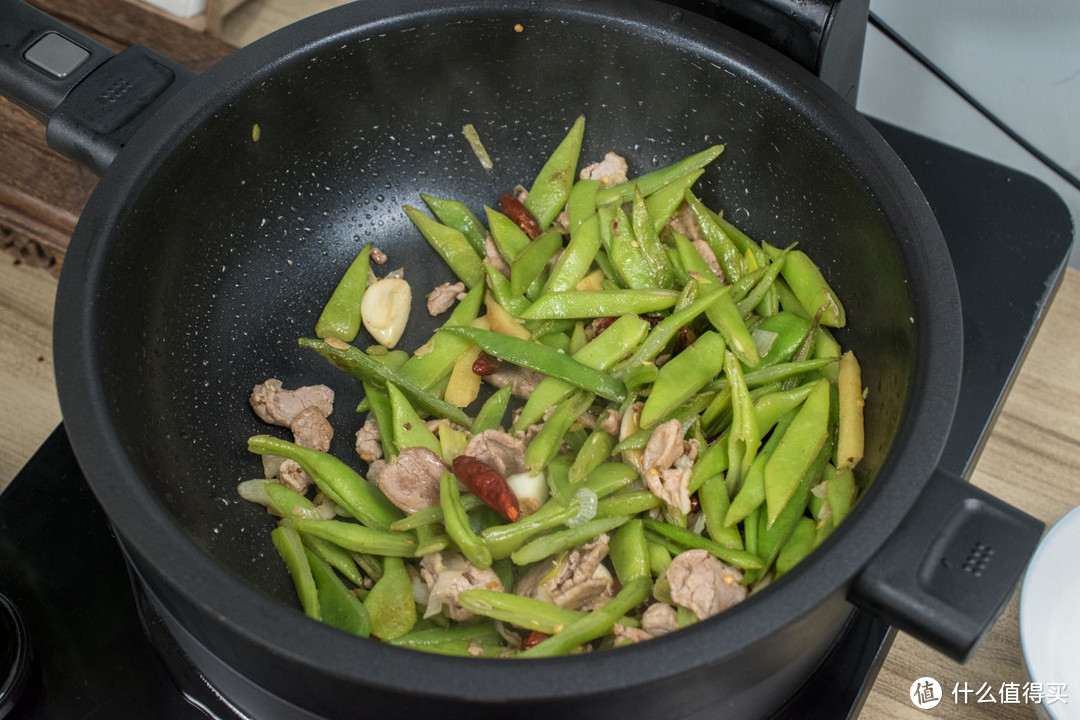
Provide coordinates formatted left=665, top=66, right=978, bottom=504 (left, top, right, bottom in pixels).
left=53, top=0, right=962, bottom=704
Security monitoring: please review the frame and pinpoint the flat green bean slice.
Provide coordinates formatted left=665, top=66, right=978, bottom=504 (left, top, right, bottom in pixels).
left=516, top=578, right=651, bottom=658
left=511, top=516, right=628, bottom=566
left=365, top=556, right=417, bottom=641
left=271, top=526, right=319, bottom=620
left=306, top=549, right=371, bottom=637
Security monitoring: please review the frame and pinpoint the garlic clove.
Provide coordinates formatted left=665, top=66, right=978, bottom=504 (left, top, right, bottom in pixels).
left=361, top=277, right=412, bottom=348
left=505, top=470, right=548, bottom=517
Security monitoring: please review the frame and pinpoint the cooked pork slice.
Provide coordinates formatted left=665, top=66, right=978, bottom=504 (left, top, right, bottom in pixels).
left=645, top=467, right=693, bottom=516
left=641, top=602, right=678, bottom=637
left=463, top=430, right=527, bottom=478
left=291, top=406, right=333, bottom=452
left=420, top=551, right=504, bottom=621
left=249, top=379, right=334, bottom=427
left=376, top=446, right=446, bottom=514
left=613, top=625, right=654, bottom=644
left=278, top=460, right=312, bottom=494
left=668, top=203, right=703, bottom=243
left=666, top=549, right=747, bottom=621
left=514, top=536, right=614, bottom=611
left=366, top=458, right=387, bottom=486
left=580, top=152, right=629, bottom=186
left=642, top=419, right=686, bottom=471
left=427, top=281, right=466, bottom=316
left=641, top=420, right=700, bottom=514
left=597, top=408, right=621, bottom=436
left=355, top=417, right=383, bottom=463
left=277, top=406, right=335, bottom=492
left=482, top=365, right=545, bottom=399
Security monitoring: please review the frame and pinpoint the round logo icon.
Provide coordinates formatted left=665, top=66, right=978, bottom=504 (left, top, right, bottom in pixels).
left=910, top=677, right=943, bottom=710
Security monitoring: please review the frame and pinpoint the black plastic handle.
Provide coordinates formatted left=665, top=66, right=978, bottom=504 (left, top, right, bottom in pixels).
left=850, top=467, right=1044, bottom=662
left=658, top=0, right=870, bottom=103
left=0, top=0, right=194, bottom=173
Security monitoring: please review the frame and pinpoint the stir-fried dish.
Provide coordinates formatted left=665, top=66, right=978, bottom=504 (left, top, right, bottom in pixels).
left=239, top=116, right=866, bottom=657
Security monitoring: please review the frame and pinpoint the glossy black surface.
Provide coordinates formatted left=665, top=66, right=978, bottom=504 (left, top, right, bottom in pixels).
left=0, top=120, right=1070, bottom=718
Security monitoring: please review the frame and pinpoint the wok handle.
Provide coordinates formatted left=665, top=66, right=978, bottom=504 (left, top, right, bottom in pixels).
left=0, top=0, right=193, bottom=174
left=660, top=0, right=870, bottom=103
left=849, top=467, right=1044, bottom=662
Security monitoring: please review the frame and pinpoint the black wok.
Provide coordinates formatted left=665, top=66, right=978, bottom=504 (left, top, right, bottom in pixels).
left=0, top=1, right=1044, bottom=718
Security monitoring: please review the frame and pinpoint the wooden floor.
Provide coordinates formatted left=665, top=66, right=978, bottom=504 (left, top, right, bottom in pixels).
left=0, top=258, right=60, bottom=488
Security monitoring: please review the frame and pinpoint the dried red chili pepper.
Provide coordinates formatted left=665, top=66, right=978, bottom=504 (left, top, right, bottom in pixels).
left=499, top=193, right=542, bottom=239
left=472, top=352, right=501, bottom=376
left=451, top=455, right=521, bottom=522
left=521, top=630, right=550, bottom=650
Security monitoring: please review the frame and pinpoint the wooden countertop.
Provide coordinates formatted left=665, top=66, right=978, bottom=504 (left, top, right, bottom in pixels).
left=1, top=2, right=1077, bottom=718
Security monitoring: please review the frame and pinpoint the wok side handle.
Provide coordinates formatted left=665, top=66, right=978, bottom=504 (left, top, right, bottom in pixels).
left=849, top=467, right=1044, bottom=662
left=0, top=0, right=193, bottom=174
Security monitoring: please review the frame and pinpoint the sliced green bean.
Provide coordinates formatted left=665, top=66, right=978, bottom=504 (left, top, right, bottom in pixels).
left=420, top=193, right=488, bottom=257
left=764, top=378, right=830, bottom=528
left=641, top=519, right=763, bottom=571
left=286, top=516, right=417, bottom=557
left=609, top=518, right=650, bottom=584
left=516, top=313, right=648, bottom=431
left=471, top=384, right=513, bottom=435
left=315, top=244, right=372, bottom=342
left=403, top=206, right=484, bottom=288
left=511, top=516, right=628, bottom=566
left=597, top=491, right=663, bottom=517
left=486, top=206, right=531, bottom=263
left=632, top=185, right=676, bottom=289
left=706, top=287, right=760, bottom=367
left=248, top=435, right=403, bottom=530
left=271, top=526, right=320, bottom=620
left=522, top=289, right=679, bottom=319
left=301, top=531, right=365, bottom=587
left=440, top=471, right=493, bottom=569
left=387, top=382, right=441, bottom=456
left=639, top=331, right=726, bottom=428
left=545, top=213, right=601, bottom=293
left=516, top=577, right=651, bottom=658
left=596, top=144, right=724, bottom=205
left=568, top=428, right=617, bottom=484
left=511, top=228, right=562, bottom=297
left=645, top=169, right=704, bottom=233
left=306, top=549, right=371, bottom=637
left=364, top=556, right=417, bottom=641
left=299, top=338, right=471, bottom=427
left=438, top=327, right=627, bottom=402
left=525, top=115, right=585, bottom=229
left=525, top=391, right=595, bottom=473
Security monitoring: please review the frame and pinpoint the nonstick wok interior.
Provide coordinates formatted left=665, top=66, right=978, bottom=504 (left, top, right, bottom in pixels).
left=79, top=7, right=917, bottom=626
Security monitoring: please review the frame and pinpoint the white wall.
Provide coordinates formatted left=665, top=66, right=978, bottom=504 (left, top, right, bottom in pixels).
left=856, top=0, right=1080, bottom=267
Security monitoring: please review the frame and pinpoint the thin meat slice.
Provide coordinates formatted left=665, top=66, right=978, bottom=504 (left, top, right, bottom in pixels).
left=355, top=417, right=383, bottom=463
left=666, top=549, right=747, bottom=621
left=580, top=152, right=629, bottom=186
left=641, top=420, right=700, bottom=515
left=427, top=282, right=466, bottom=316
left=463, top=430, right=527, bottom=478
left=514, top=536, right=614, bottom=611
left=420, top=551, right=504, bottom=621
left=377, top=446, right=446, bottom=514
left=249, top=379, right=334, bottom=427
